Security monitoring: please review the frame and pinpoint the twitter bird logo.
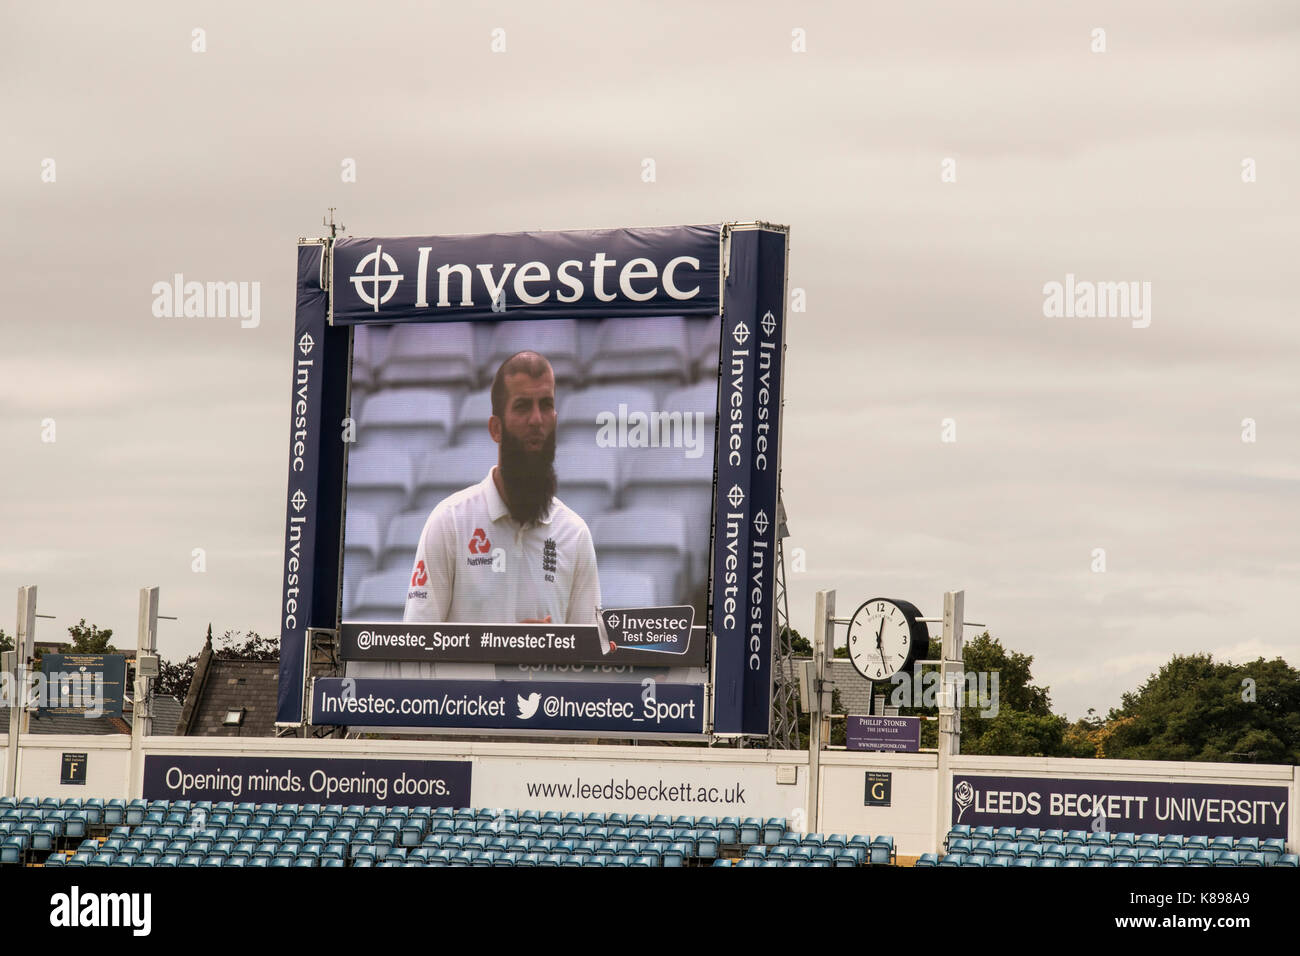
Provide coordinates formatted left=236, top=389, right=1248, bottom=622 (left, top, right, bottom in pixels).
left=516, top=692, right=541, bottom=720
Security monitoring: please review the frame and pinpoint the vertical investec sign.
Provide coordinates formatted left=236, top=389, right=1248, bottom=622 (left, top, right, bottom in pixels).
left=277, top=242, right=327, bottom=724
left=712, top=227, right=786, bottom=735
left=743, top=229, right=786, bottom=736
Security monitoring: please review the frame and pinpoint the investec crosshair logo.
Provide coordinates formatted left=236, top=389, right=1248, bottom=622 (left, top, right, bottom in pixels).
left=350, top=246, right=404, bottom=312
left=345, top=243, right=704, bottom=314
left=719, top=483, right=746, bottom=633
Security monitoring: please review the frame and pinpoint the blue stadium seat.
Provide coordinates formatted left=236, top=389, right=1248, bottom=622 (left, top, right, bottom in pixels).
left=870, top=836, right=895, bottom=866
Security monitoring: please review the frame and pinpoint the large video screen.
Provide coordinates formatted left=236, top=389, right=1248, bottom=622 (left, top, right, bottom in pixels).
left=282, top=224, right=785, bottom=735
left=340, top=314, right=720, bottom=678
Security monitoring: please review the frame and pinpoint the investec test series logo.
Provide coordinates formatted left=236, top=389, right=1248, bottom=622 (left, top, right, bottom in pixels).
left=344, top=242, right=704, bottom=314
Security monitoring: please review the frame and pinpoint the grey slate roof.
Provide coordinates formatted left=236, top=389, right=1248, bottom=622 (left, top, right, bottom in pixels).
left=0, top=694, right=182, bottom=736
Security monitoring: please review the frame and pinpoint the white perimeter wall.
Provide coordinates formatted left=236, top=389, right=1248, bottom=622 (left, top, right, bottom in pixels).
left=5, top=734, right=1297, bottom=857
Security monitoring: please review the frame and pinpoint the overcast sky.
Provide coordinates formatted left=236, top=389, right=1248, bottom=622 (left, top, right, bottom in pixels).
left=3, top=1, right=1297, bottom=720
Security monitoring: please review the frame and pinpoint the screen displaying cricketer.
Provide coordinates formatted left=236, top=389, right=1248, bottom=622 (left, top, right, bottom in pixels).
left=279, top=224, right=788, bottom=736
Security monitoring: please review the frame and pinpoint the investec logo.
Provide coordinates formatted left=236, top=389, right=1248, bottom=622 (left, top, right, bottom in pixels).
left=747, top=509, right=769, bottom=671
left=753, top=310, right=777, bottom=472
left=347, top=243, right=704, bottom=313
left=285, top=487, right=309, bottom=631
left=724, top=319, right=749, bottom=467
left=719, top=483, right=746, bottom=633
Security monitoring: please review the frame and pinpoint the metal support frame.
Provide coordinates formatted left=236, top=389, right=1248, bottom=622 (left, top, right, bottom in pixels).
left=4, top=586, right=37, bottom=799
left=769, top=498, right=799, bottom=750
left=935, top=590, right=965, bottom=852
left=806, top=589, right=835, bottom=833
left=128, top=587, right=159, bottom=798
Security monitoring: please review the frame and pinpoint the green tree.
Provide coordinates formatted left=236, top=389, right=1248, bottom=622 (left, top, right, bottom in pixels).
left=782, top=625, right=811, bottom=657
left=1099, top=654, right=1300, bottom=764
left=0, top=628, right=11, bottom=654
left=67, top=619, right=118, bottom=654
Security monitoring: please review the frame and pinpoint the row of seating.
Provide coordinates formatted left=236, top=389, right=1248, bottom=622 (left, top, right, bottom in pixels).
left=48, top=848, right=691, bottom=868
left=940, top=841, right=1295, bottom=866
left=3, top=798, right=770, bottom=833
left=919, top=851, right=1299, bottom=868
left=350, top=380, right=719, bottom=454
left=745, top=837, right=894, bottom=866
left=946, top=826, right=1286, bottom=853
left=26, top=801, right=887, bottom=869
left=353, top=317, right=722, bottom=393
left=59, top=827, right=734, bottom=858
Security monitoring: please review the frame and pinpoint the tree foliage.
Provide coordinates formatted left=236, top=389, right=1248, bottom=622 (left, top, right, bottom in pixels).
left=1097, top=654, right=1300, bottom=764
left=67, top=619, right=118, bottom=654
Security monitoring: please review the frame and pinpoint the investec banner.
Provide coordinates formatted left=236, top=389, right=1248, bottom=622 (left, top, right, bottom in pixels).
left=340, top=620, right=707, bottom=667
left=312, top=678, right=706, bottom=735
left=712, top=225, right=786, bottom=735
left=331, top=225, right=721, bottom=324
left=277, top=241, right=350, bottom=725
left=952, top=774, right=1289, bottom=839
left=143, top=754, right=471, bottom=808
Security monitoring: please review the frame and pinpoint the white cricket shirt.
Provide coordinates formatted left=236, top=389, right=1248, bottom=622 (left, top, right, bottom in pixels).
left=403, top=467, right=601, bottom=627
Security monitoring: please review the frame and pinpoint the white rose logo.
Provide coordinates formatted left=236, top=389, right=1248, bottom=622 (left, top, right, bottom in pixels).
left=954, top=780, right=975, bottom=821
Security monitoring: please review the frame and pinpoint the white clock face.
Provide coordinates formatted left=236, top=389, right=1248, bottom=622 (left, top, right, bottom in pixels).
left=847, top=600, right=915, bottom=681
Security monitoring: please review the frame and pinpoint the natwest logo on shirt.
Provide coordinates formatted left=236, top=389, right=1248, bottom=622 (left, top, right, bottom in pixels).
left=468, top=528, right=492, bottom=555
left=411, top=560, right=428, bottom=587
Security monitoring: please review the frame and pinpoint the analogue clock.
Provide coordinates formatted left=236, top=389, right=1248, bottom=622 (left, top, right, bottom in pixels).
left=846, top=598, right=929, bottom=682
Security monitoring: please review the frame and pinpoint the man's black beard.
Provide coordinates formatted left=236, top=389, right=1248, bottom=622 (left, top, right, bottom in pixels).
left=499, top=426, right=557, bottom=527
